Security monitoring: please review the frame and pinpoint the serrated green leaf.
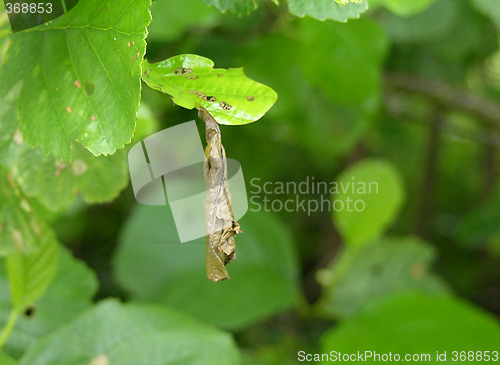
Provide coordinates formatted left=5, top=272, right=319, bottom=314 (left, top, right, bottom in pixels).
left=20, top=299, right=241, bottom=365
left=332, top=159, right=405, bottom=247
left=114, top=208, right=299, bottom=329
left=370, top=0, right=436, bottom=16
left=317, top=236, right=449, bottom=318
left=288, top=0, right=368, bottom=22
left=0, top=0, right=152, bottom=161
left=321, top=293, right=500, bottom=361
left=142, top=55, right=278, bottom=125
left=0, top=86, right=134, bottom=212
left=0, top=247, right=98, bottom=358
left=0, top=167, right=52, bottom=256
left=6, top=230, right=59, bottom=312
left=298, top=18, right=388, bottom=105
left=4, top=141, right=128, bottom=211
left=202, top=0, right=257, bottom=15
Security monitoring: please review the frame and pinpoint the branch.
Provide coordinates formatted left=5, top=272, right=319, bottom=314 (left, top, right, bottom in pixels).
left=385, top=73, right=500, bottom=129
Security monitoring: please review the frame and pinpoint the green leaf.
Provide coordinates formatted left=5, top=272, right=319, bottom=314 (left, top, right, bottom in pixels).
left=0, top=247, right=98, bottom=358
left=0, top=352, right=17, bottom=365
left=379, top=0, right=458, bottom=44
left=298, top=18, right=388, bottom=105
left=288, top=0, right=368, bottom=22
left=0, top=103, right=153, bottom=212
left=332, top=159, right=405, bottom=247
left=0, top=82, right=21, bottom=163
left=202, top=0, right=257, bottom=15
left=321, top=293, right=500, bottom=362
left=471, top=0, right=500, bottom=31
left=0, top=0, right=152, bottom=161
left=370, top=0, right=436, bottom=16
left=148, top=0, right=220, bottom=43
left=317, top=236, right=449, bottom=318
left=6, top=230, right=59, bottom=312
left=0, top=167, right=53, bottom=256
left=20, top=299, right=241, bottom=365
left=142, top=55, right=278, bottom=125
left=114, top=208, right=299, bottom=330
left=4, top=142, right=128, bottom=211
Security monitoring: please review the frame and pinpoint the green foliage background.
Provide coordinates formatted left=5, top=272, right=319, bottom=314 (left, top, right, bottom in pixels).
left=1, top=0, right=500, bottom=363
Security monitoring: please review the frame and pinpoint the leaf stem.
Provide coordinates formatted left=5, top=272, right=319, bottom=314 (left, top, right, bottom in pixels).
left=0, top=309, right=19, bottom=350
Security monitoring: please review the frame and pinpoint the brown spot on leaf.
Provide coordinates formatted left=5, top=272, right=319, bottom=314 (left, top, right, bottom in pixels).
left=247, top=95, right=255, bottom=101
left=187, top=75, right=198, bottom=80
left=136, top=51, right=140, bottom=59
left=218, top=73, right=223, bottom=77
left=144, top=71, right=149, bottom=78
left=410, top=262, right=427, bottom=279
left=220, top=101, right=231, bottom=110
left=127, top=41, right=130, bottom=48
left=73, top=80, right=81, bottom=88
left=132, top=40, right=135, bottom=45
left=174, top=67, right=193, bottom=76
left=66, top=106, right=72, bottom=113
left=54, top=160, right=67, bottom=177
left=91, top=115, right=96, bottom=121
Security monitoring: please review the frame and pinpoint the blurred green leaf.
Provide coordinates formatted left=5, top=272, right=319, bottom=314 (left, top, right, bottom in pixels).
left=114, top=208, right=299, bottom=329
left=471, top=0, right=500, bottom=30
left=0, top=246, right=97, bottom=358
left=317, top=236, right=449, bottom=318
left=379, top=0, right=458, bottom=43
left=0, top=168, right=54, bottom=256
left=20, top=299, right=241, bottom=365
left=298, top=18, right=387, bottom=105
left=288, top=0, right=368, bottom=21
left=5, top=142, right=128, bottom=212
left=321, top=293, right=500, bottom=362
left=0, top=352, right=17, bottom=365
left=332, top=159, right=405, bottom=247
left=371, top=0, right=436, bottom=16
left=6, top=232, right=59, bottom=313
left=143, top=55, right=278, bottom=125
left=237, top=35, right=374, bottom=164
left=0, top=0, right=151, bottom=161
left=202, top=0, right=257, bottom=15
left=148, top=0, right=219, bottom=43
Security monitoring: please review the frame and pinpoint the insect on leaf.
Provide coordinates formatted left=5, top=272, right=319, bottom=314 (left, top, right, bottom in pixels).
left=142, top=55, right=278, bottom=125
